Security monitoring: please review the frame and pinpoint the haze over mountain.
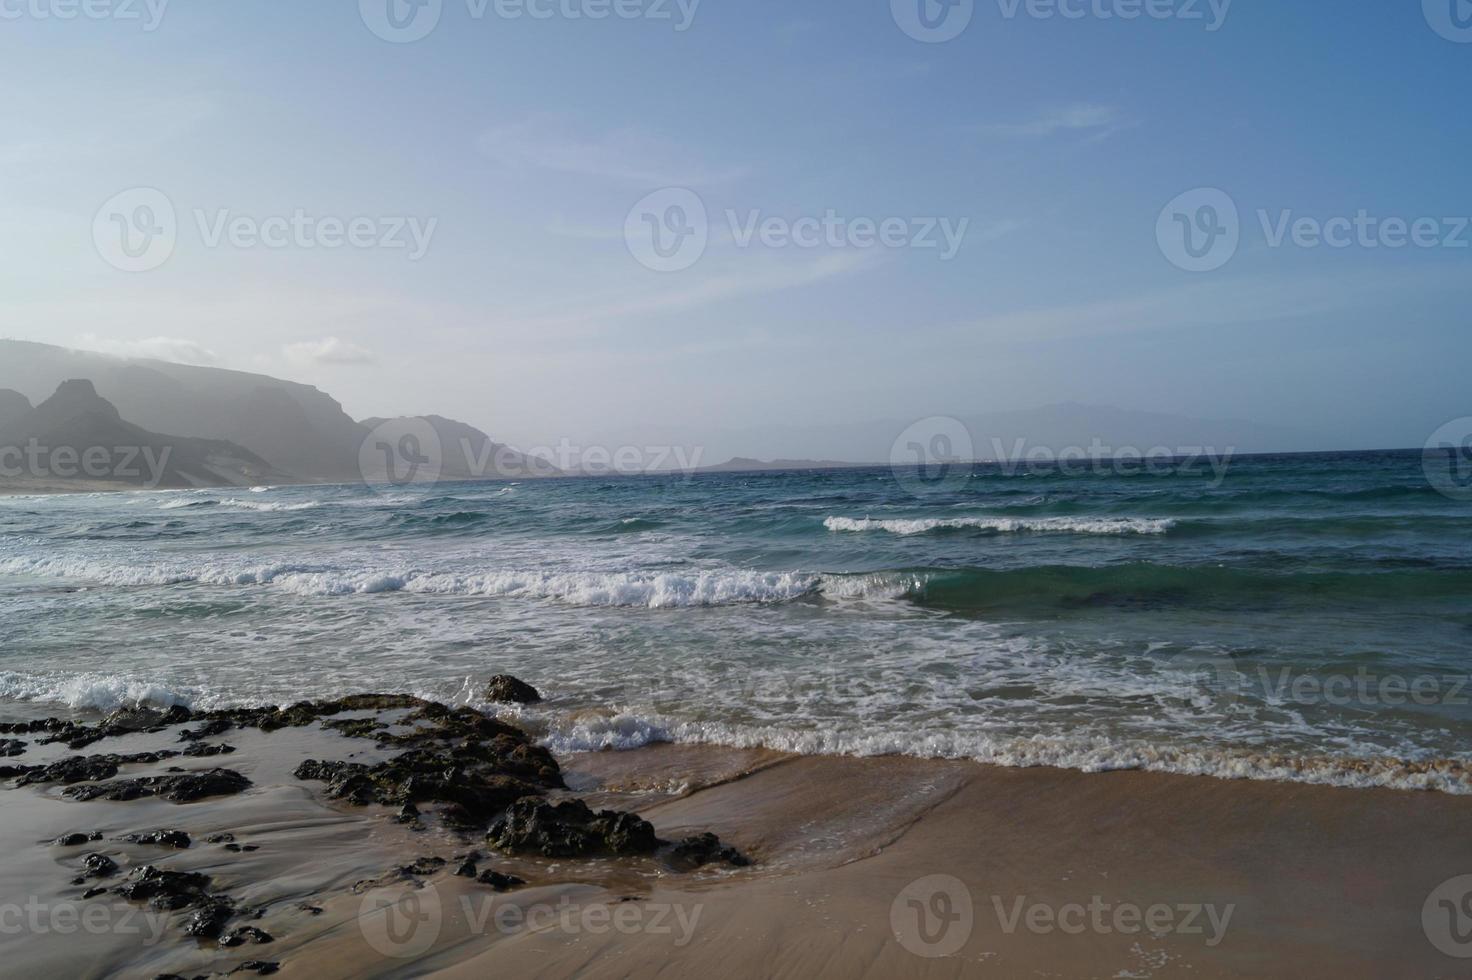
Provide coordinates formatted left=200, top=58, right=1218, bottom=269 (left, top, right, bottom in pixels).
left=0, top=339, right=1333, bottom=490
left=0, top=379, right=284, bottom=489
left=0, top=340, right=553, bottom=486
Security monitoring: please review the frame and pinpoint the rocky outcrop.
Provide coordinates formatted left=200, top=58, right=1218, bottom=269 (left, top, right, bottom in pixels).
left=484, top=674, right=542, bottom=704
left=486, top=798, right=661, bottom=858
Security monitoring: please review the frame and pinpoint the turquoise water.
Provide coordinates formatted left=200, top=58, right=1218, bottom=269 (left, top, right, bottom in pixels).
left=3, top=450, right=1471, bottom=791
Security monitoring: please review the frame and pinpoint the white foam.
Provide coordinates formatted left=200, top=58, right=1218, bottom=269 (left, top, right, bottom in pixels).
left=0, top=671, right=206, bottom=713
left=539, top=709, right=1472, bottom=794
left=824, top=515, right=1175, bottom=536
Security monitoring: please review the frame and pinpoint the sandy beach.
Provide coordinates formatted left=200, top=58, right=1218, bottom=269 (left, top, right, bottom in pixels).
left=2, top=689, right=1470, bottom=979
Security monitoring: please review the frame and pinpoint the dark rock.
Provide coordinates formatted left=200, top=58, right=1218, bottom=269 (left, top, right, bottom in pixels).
left=296, top=903, right=323, bottom=915
left=53, top=831, right=104, bottom=846
left=0, top=738, right=26, bottom=756
left=476, top=870, right=526, bottom=891
left=178, top=718, right=232, bottom=742
left=487, top=798, right=662, bottom=858
left=401, top=857, right=445, bottom=876
left=17, top=751, right=180, bottom=787
left=205, top=832, right=236, bottom=843
left=224, top=843, right=259, bottom=852
left=121, top=830, right=192, bottom=849
left=220, top=926, right=274, bottom=947
left=181, top=742, right=236, bottom=758
left=80, top=853, right=119, bottom=878
left=115, top=865, right=213, bottom=911
left=235, top=962, right=280, bottom=976
left=485, top=674, right=542, bottom=704
left=182, top=897, right=236, bottom=938
left=454, top=859, right=478, bottom=878
left=63, top=768, right=250, bottom=803
left=82, top=886, right=108, bottom=899
left=322, top=717, right=388, bottom=739
left=669, top=832, right=751, bottom=870
left=395, top=802, right=420, bottom=824
left=41, top=705, right=193, bottom=749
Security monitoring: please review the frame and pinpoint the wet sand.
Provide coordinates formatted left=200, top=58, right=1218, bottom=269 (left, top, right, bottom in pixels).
left=2, top=701, right=1471, bottom=978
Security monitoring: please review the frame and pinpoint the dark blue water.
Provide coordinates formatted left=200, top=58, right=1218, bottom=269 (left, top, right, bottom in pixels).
left=2, top=450, right=1470, bottom=791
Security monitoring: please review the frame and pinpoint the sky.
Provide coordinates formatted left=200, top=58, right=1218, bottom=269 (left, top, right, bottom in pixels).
left=1, top=0, right=1469, bottom=453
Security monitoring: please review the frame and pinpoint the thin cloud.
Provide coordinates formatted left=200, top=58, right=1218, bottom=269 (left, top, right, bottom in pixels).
left=283, top=337, right=376, bottom=367
left=476, top=119, right=749, bottom=186
left=976, top=104, right=1136, bottom=142
left=75, top=334, right=220, bottom=366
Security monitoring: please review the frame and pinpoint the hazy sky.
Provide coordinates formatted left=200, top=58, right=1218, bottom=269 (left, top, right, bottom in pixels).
left=2, top=1, right=1469, bottom=451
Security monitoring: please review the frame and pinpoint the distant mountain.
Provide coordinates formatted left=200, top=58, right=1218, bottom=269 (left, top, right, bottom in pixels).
left=0, top=340, right=551, bottom=486
left=0, top=340, right=366, bottom=482
left=359, top=415, right=560, bottom=480
left=0, top=390, right=31, bottom=430
left=0, top=380, right=285, bottom=489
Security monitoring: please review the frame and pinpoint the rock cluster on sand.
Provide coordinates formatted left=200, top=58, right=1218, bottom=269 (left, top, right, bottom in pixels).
left=3, top=674, right=752, bottom=976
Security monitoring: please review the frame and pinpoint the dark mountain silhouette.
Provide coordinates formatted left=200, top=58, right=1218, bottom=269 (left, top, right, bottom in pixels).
left=0, top=340, right=366, bottom=482
left=0, top=389, right=31, bottom=430
left=0, top=380, right=286, bottom=488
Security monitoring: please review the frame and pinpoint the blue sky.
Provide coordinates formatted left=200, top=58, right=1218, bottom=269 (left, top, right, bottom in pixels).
left=1, top=0, right=1469, bottom=451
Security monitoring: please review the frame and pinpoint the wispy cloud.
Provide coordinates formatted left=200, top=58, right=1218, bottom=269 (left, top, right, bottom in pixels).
left=75, top=334, right=220, bottom=366
left=975, top=104, right=1136, bottom=143
left=476, top=118, right=749, bottom=186
left=283, top=336, right=376, bottom=367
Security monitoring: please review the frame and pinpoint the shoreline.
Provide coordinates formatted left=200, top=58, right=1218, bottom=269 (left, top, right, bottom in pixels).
left=1, top=690, right=1470, bottom=977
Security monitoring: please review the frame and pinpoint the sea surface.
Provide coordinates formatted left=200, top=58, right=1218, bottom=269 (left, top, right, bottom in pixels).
left=3, top=450, right=1472, bottom=792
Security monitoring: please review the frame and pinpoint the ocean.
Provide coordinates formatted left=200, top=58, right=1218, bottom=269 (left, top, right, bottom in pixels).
left=3, top=449, right=1471, bottom=793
